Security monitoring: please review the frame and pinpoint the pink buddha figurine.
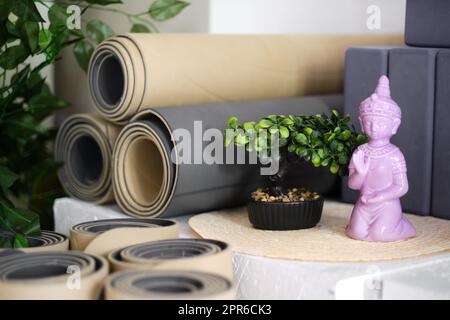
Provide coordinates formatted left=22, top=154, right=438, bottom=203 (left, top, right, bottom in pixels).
left=346, top=75, right=416, bottom=242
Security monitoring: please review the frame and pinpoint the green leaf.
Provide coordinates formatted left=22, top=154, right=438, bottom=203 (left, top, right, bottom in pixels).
left=269, top=125, right=278, bottom=134
left=0, top=44, right=29, bottom=69
left=331, top=109, right=339, bottom=119
left=224, top=136, right=232, bottom=147
left=38, top=29, right=52, bottom=50
left=0, top=166, right=18, bottom=189
left=356, top=134, right=368, bottom=144
left=86, top=20, right=114, bottom=44
left=295, top=133, right=308, bottom=145
left=287, top=143, right=296, bottom=153
left=321, top=157, right=330, bottom=167
left=5, top=114, right=46, bottom=134
left=340, top=129, right=351, bottom=141
left=13, top=234, right=29, bottom=248
left=330, top=161, right=339, bottom=174
left=0, top=22, right=7, bottom=47
left=227, top=116, right=238, bottom=129
left=0, top=201, right=40, bottom=236
left=243, top=121, right=255, bottom=132
left=258, top=119, right=273, bottom=129
left=279, top=126, right=289, bottom=139
left=130, top=24, right=151, bottom=33
left=235, top=134, right=249, bottom=146
left=296, top=147, right=309, bottom=158
left=327, top=132, right=336, bottom=142
left=149, top=0, right=190, bottom=22
left=0, top=0, right=11, bottom=21
left=13, top=0, right=44, bottom=22
left=28, top=94, right=70, bottom=115
left=281, top=117, right=294, bottom=126
left=311, top=152, right=321, bottom=166
left=303, top=127, right=313, bottom=136
left=330, top=140, right=339, bottom=151
left=6, top=19, right=21, bottom=38
left=73, top=40, right=95, bottom=72
left=21, top=21, right=39, bottom=53
left=48, top=4, right=70, bottom=33
left=338, top=154, right=349, bottom=165
left=317, top=148, right=325, bottom=159
left=10, top=64, right=30, bottom=86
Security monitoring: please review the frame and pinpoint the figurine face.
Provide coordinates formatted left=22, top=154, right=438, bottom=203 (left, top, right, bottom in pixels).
left=359, top=115, right=400, bottom=140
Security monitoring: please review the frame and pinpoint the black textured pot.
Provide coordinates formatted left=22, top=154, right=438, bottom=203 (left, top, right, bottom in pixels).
left=247, top=197, right=324, bottom=230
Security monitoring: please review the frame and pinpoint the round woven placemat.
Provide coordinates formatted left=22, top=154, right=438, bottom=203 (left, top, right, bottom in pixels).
left=189, top=201, right=450, bottom=262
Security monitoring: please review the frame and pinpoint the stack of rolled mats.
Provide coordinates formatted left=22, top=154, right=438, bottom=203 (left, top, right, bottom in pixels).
left=0, top=33, right=403, bottom=300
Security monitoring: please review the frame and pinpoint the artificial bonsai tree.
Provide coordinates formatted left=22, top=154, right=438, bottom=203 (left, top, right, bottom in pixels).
left=225, top=110, right=367, bottom=230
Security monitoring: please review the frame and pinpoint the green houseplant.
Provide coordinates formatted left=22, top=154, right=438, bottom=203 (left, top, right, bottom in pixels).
left=225, top=110, right=367, bottom=230
left=0, top=0, right=189, bottom=248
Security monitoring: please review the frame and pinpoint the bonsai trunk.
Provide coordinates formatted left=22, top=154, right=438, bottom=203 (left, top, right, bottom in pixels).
left=268, top=149, right=299, bottom=196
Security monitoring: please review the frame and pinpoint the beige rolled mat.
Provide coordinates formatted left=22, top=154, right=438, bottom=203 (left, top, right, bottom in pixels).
left=0, top=251, right=108, bottom=300
left=55, top=114, right=120, bottom=203
left=88, top=33, right=403, bottom=124
left=105, top=270, right=235, bottom=300
left=70, top=218, right=179, bottom=256
left=108, top=239, right=233, bottom=281
left=0, top=230, right=68, bottom=252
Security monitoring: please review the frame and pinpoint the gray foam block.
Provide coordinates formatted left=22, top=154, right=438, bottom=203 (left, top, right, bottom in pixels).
left=405, top=0, right=450, bottom=48
left=432, top=50, right=450, bottom=219
left=389, top=47, right=438, bottom=215
left=341, top=47, right=392, bottom=205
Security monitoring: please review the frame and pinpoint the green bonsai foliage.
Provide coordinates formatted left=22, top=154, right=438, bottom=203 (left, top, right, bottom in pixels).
left=225, top=110, right=367, bottom=196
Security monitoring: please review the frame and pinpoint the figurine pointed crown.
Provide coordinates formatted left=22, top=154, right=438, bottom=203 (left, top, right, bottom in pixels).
left=359, top=75, right=401, bottom=119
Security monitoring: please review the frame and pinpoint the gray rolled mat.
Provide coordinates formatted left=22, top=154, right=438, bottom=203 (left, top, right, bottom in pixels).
left=113, top=95, right=342, bottom=218
left=105, top=270, right=235, bottom=300
left=55, top=114, right=121, bottom=204
left=432, top=51, right=450, bottom=219
left=0, top=251, right=108, bottom=300
left=108, top=238, right=233, bottom=281
left=0, top=230, right=69, bottom=252
left=0, top=250, right=24, bottom=259
left=70, top=218, right=179, bottom=256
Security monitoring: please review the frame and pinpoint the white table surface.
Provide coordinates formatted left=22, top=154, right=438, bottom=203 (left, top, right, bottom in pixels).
left=54, top=197, right=450, bottom=299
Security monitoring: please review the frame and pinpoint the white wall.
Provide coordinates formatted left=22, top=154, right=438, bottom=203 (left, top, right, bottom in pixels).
left=209, top=0, right=405, bottom=34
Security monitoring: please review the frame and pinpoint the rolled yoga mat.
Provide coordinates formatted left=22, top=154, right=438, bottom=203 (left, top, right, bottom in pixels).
left=0, top=230, right=69, bottom=252
left=113, top=95, right=341, bottom=218
left=108, top=238, right=233, bottom=281
left=104, top=270, right=235, bottom=300
left=0, top=251, right=108, bottom=300
left=55, top=114, right=121, bottom=204
left=70, top=218, right=179, bottom=256
left=88, top=33, right=403, bottom=124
